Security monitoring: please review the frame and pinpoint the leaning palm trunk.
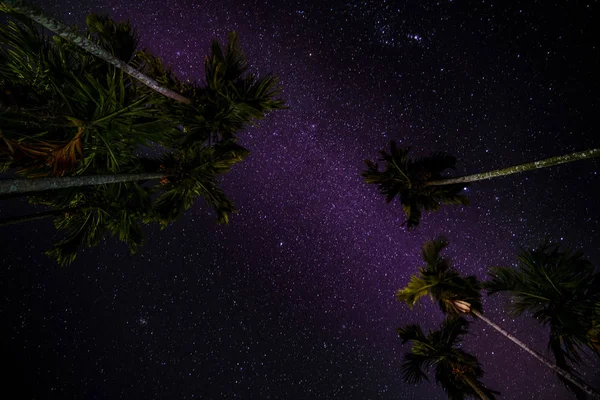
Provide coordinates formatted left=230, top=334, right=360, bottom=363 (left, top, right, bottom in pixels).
left=425, top=148, right=600, bottom=186
left=470, top=308, right=600, bottom=399
left=0, top=172, right=168, bottom=195
left=0, top=208, right=76, bottom=226
left=2, top=0, right=191, bottom=104
left=462, top=375, right=489, bottom=400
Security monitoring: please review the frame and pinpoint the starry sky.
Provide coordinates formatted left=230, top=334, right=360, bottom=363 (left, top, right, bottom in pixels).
left=1, top=0, right=599, bottom=399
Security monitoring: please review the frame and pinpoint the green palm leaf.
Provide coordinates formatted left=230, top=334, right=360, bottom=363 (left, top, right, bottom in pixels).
left=397, top=237, right=483, bottom=316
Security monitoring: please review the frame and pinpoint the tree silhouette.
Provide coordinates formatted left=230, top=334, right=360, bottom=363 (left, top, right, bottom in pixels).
left=363, top=142, right=599, bottom=228
left=486, top=241, right=600, bottom=398
left=396, top=237, right=600, bottom=399
left=398, top=317, right=499, bottom=400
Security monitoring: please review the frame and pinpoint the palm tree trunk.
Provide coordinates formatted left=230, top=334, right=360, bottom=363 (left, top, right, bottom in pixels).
left=3, top=0, right=191, bottom=104
left=425, top=148, right=600, bottom=186
left=462, top=375, right=490, bottom=400
left=0, top=172, right=168, bottom=195
left=0, top=208, right=77, bottom=226
left=471, top=309, right=600, bottom=399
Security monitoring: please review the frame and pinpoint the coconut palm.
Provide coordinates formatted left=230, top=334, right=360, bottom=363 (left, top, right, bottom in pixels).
left=1, top=9, right=284, bottom=172
left=0, top=14, right=174, bottom=175
left=398, top=317, right=499, bottom=400
left=1, top=1, right=286, bottom=145
left=362, top=142, right=468, bottom=229
left=1, top=0, right=190, bottom=103
left=0, top=139, right=246, bottom=194
left=362, top=142, right=600, bottom=229
left=133, top=32, right=286, bottom=149
left=485, top=242, right=600, bottom=398
left=396, top=236, right=483, bottom=316
left=4, top=141, right=247, bottom=265
left=396, top=237, right=600, bottom=399
left=0, top=140, right=246, bottom=214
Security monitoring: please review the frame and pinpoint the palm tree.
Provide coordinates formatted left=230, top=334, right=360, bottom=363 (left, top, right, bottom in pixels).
left=485, top=242, right=600, bottom=398
left=1, top=1, right=287, bottom=136
left=398, top=317, right=499, bottom=400
left=133, top=32, right=286, bottom=149
left=1, top=0, right=190, bottom=103
left=0, top=8, right=285, bottom=159
left=396, top=237, right=600, bottom=399
left=6, top=141, right=247, bottom=265
left=0, top=14, right=174, bottom=175
left=2, top=137, right=244, bottom=185
left=362, top=142, right=600, bottom=228
left=0, top=141, right=247, bottom=223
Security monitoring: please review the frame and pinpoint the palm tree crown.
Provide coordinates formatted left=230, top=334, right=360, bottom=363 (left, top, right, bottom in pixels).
left=396, top=236, right=482, bottom=316
left=362, top=142, right=468, bottom=229
left=363, top=141, right=599, bottom=229
left=398, top=317, right=499, bottom=400
left=0, top=10, right=285, bottom=266
left=0, top=13, right=174, bottom=176
left=485, top=241, right=600, bottom=397
left=396, top=237, right=600, bottom=398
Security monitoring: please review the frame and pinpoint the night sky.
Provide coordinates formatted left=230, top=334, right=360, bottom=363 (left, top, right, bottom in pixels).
left=1, top=0, right=599, bottom=399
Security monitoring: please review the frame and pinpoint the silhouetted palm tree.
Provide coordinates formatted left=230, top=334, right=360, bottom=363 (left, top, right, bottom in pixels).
left=1, top=9, right=284, bottom=176
left=1, top=2, right=286, bottom=150
left=0, top=140, right=247, bottom=217
left=0, top=14, right=174, bottom=175
left=486, top=241, right=600, bottom=398
left=398, top=317, right=499, bottom=400
left=396, top=237, right=600, bottom=399
left=0, top=10, right=286, bottom=265
left=363, top=142, right=600, bottom=228
left=1, top=0, right=190, bottom=103
left=134, top=32, right=286, bottom=149
left=0, top=140, right=248, bottom=265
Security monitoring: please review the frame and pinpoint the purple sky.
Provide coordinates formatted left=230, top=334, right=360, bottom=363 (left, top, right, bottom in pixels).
left=1, top=0, right=599, bottom=398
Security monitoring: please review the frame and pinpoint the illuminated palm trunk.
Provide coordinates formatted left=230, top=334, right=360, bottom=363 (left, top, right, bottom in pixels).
left=0, top=172, right=170, bottom=195
left=3, top=0, right=191, bottom=104
left=425, top=148, right=600, bottom=186
left=451, top=299, right=600, bottom=398
left=469, top=307, right=600, bottom=399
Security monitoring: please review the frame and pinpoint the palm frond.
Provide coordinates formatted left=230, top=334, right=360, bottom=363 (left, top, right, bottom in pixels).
left=400, top=353, right=431, bottom=384
left=397, top=323, right=428, bottom=345
left=85, top=14, right=139, bottom=62
left=396, top=270, right=437, bottom=308
left=420, top=236, right=449, bottom=267
left=44, top=182, right=152, bottom=266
